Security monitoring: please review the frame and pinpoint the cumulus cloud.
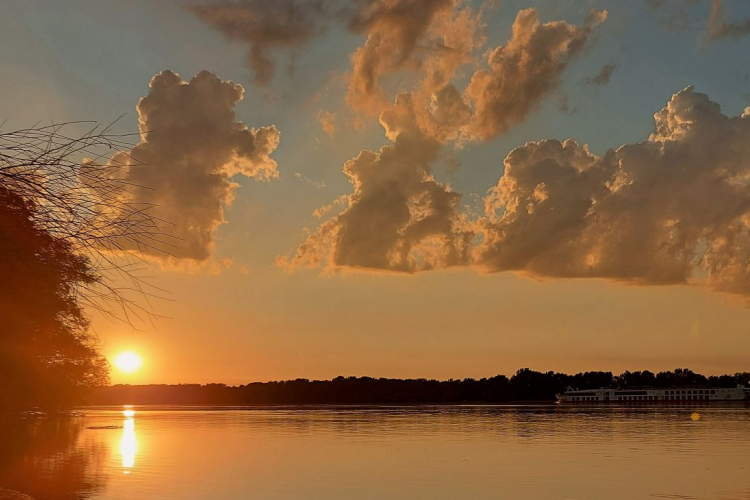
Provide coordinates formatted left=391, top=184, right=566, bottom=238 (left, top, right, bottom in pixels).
left=465, top=8, right=608, bottom=140
left=375, top=7, right=607, bottom=143
left=288, top=84, right=750, bottom=299
left=345, top=0, right=456, bottom=114
left=280, top=92, right=472, bottom=273
left=477, top=87, right=750, bottom=298
left=192, top=0, right=598, bottom=142
left=418, top=3, right=486, bottom=95
left=190, top=0, right=330, bottom=84
left=191, top=0, right=456, bottom=94
left=282, top=6, right=611, bottom=273
left=113, top=70, right=279, bottom=262
left=705, top=0, right=750, bottom=42
left=347, top=1, right=484, bottom=143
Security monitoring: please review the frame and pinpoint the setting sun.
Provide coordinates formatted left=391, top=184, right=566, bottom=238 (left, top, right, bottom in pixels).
left=113, top=351, right=143, bottom=374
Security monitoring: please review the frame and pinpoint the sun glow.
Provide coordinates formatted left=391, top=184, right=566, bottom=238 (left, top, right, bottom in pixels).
left=114, top=351, right=143, bottom=374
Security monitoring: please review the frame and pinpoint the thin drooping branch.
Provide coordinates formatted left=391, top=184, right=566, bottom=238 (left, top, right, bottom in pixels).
left=0, top=120, right=172, bottom=326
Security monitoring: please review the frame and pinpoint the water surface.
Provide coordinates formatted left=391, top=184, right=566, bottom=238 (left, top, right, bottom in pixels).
left=1, top=405, right=749, bottom=499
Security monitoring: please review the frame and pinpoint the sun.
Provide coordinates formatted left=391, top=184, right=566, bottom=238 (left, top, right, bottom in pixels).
left=113, top=351, right=143, bottom=374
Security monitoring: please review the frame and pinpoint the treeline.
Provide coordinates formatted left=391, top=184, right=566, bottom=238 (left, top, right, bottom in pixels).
left=92, top=368, right=750, bottom=405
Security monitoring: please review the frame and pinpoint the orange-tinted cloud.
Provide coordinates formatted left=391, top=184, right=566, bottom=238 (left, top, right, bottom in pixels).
left=190, top=0, right=330, bottom=84
left=478, top=87, right=750, bottom=298
left=465, top=8, right=607, bottom=140
left=288, top=83, right=750, bottom=300
left=113, top=70, right=279, bottom=262
left=283, top=6, right=610, bottom=273
left=418, top=3, right=486, bottom=95
left=345, top=0, right=456, bottom=115
left=280, top=93, right=471, bottom=273
left=366, top=7, right=607, bottom=143
left=295, top=172, right=326, bottom=189
left=191, top=0, right=597, bottom=142
left=316, top=109, right=337, bottom=137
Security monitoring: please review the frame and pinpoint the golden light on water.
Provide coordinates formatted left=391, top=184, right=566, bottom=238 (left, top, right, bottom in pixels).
left=114, top=351, right=143, bottom=374
left=120, top=408, right=138, bottom=473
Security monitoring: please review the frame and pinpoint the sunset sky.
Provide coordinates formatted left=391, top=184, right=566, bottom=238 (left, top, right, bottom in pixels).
left=3, top=0, right=750, bottom=385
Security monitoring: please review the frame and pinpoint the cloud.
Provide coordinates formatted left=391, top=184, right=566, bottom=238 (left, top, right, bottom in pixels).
left=312, top=194, right=349, bottom=218
left=280, top=92, right=472, bottom=273
left=363, top=7, right=606, bottom=144
left=190, top=0, right=460, bottom=94
left=316, top=109, right=337, bottom=137
left=112, top=70, right=279, bottom=262
left=192, top=0, right=599, bottom=142
left=412, top=1, right=486, bottom=95
left=351, top=1, right=484, bottom=143
left=190, top=0, right=330, bottom=84
left=465, top=8, right=607, bottom=140
left=345, top=0, right=458, bottom=114
left=705, top=0, right=750, bottom=42
left=282, top=6, right=610, bottom=274
left=295, top=172, right=327, bottom=189
left=581, top=63, right=617, bottom=86
left=477, top=87, right=750, bottom=298
left=556, top=93, right=579, bottom=115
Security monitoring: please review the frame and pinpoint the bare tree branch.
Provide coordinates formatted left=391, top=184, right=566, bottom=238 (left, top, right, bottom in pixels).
left=0, top=120, right=173, bottom=327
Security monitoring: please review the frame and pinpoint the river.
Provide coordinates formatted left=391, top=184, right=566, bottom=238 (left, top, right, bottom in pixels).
left=1, top=404, right=749, bottom=499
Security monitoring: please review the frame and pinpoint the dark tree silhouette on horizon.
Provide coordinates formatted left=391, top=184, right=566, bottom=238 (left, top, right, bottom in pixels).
left=92, top=368, right=750, bottom=406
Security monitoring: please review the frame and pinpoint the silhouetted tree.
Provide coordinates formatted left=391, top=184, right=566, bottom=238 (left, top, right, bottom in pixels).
left=0, top=186, right=108, bottom=406
left=653, top=368, right=707, bottom=388
left=0, top=122, right=167, bottom=407
left=734, top=372, right=750, bottom=385
left=0, top=122, right=169, bottom=321
left=614, top=370, right=657, bottom=388
left=569, top=371, right=614, bottom=390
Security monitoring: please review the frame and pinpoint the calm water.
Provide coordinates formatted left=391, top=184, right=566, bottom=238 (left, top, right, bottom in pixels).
left=1, top=405, right=750, bottom=500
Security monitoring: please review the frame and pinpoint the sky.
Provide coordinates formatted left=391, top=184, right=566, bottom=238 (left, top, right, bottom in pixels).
left=2, top=0, right=750, bottom=385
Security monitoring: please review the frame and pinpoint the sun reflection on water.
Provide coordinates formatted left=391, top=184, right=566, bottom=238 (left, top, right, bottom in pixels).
left=120, top=408, right=138, bottom=473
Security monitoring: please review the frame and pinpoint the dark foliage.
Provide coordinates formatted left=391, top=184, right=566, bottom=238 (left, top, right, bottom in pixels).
left=1, top=122, right=168, bottom=408
left=93, top=369, right=750, bottom=406
left=0, top=187, right=109, bottom=407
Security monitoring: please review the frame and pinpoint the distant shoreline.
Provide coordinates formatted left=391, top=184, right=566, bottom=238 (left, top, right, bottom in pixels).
left=90, top=369, right=750, bottom=406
